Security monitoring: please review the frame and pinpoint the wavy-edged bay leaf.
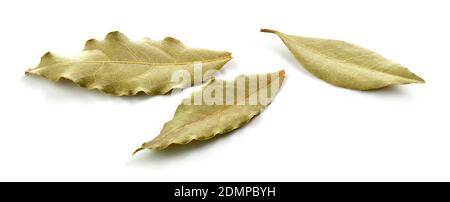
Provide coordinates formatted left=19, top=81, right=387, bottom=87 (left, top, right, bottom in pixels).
left=261, top=29, right=424, bottom=90
left=134, top=70, right=285, bottom=152
left=26, top=31, right=232, bottom=96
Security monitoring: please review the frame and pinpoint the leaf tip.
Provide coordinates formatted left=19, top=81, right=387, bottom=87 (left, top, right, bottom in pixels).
left=405, top=71, right=425, bottom=84
left=132, top=147, right=144, bottom=156
left=223, top=52, right=233, bottom=60
left=415, top=75, right=426, bottom=83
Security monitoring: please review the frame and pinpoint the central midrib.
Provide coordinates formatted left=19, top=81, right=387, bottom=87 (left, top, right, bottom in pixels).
left=68, top=55, right=231, bottom=66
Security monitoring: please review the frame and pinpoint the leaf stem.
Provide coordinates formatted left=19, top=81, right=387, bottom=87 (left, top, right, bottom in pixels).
left=260, top=28, right=278, bottom=34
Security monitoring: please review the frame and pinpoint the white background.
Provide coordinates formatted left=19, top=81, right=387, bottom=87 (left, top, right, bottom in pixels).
left=0, top=0, right=449, bottom=182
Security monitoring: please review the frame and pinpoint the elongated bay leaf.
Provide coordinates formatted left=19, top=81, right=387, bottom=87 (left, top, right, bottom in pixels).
left=134, top=70, right=285, bottom=152
left=261, top=29, right=424, bottom=90
left=26, top=32, right=232, bottom=96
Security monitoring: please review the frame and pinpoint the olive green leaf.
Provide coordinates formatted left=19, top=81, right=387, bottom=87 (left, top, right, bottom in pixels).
left=26, top=31, right=232, bottom=96
left=261, top=29, right=424, bottom=90
left=134, top=70, right=285, bottom=152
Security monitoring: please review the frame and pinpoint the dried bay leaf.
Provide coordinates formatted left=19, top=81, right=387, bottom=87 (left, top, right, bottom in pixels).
left=134, top=70, right=285, bottom=152
left=26, top=32, right=232, bottom=96
left=261, top=29, right=424, bottom=90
